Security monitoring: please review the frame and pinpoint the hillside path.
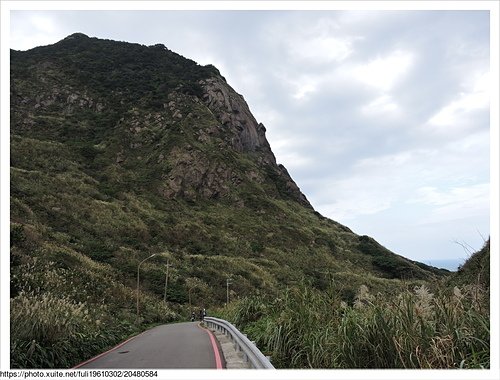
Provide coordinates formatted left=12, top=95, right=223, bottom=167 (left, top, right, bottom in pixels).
left=76, top=322, right=224, bottom=369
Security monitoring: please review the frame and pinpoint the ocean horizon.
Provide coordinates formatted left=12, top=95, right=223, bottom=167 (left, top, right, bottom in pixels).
left=424, top=259, right=464, bottom=272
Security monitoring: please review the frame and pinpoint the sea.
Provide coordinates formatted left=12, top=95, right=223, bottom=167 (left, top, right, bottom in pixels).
left=424, top=259, right=463, bottom=272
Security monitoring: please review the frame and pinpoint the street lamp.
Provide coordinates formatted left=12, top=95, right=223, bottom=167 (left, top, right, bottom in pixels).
left=163, top=260, right=174, bottom=303
left=136, top=253, right=157, bottom=322
left=226, top=278, right=233, bottom=305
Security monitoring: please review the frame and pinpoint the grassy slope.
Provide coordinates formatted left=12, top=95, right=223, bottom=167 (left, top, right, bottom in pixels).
left=220, top=241, right=491, bottom=369
left=451, top=239, right=490, bottom=290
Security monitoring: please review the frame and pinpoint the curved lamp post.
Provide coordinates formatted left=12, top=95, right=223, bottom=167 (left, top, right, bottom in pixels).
left=136, top=253, right=157, bottom=322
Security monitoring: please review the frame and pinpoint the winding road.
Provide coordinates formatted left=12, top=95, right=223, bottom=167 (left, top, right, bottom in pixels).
left=75, top=322, right=224, bottom=369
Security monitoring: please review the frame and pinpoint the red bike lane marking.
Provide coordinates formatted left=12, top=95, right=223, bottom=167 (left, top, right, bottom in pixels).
left=198, top=322, right=224, bottom=369
left=72, top=331, right=146, bottom=369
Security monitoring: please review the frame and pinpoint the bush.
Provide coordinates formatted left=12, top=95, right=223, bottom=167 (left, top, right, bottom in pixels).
left=219, top=283, right=490, bottom=369
left=10, top=245, right=179, bottom=368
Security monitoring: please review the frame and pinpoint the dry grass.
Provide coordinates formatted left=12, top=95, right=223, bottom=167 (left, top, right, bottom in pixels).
left=221, top=282, right=489, bottom=369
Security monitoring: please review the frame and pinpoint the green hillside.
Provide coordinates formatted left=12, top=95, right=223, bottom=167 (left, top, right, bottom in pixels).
left=221, top=241, right=490, bottom=369
left=10, top=34, right=467, bottom=368
left=451, top=239, right=490, bottom=290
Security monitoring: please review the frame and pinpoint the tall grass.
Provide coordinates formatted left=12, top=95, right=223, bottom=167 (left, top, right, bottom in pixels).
left=221, top=283, right=489, bottom=369
left=11, top=291, right=112, bottom=368
left=10, top=247, right=178, bottom=368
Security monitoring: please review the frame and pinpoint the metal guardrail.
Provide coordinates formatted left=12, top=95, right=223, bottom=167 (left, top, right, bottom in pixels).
left=204, top=316, right=275, bottom=369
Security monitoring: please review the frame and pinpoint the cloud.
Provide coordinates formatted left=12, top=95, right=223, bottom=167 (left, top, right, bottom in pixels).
left=292, top=81, right=317, bottom=100
left=413, top=184, right=489, bottom=207
left=265, top=14, right=356, bottom=67
left=289, top=34, right=353, bottom=65
left=30, top=15, right=56, bottom=33
left=10, top=12, right=63, bottom=50
left=410, top=184, right=489, bottom=225
left=349, top=50, right=414, bottom=91
left=310, top=150, right=423, bottom=221
left=315, top=178, right=394, bottom=221
left=361, top=94, right=401, bottom=117
left=426, top=71, right=489, bottom=131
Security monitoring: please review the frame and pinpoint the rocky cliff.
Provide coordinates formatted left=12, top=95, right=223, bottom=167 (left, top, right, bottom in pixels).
left=202, top=76, right=269, bottom=153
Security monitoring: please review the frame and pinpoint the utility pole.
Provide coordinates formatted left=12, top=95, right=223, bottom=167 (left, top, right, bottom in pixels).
left=188, top=286, right=193, bottom=310
left=226, top=278, right=232, bottom=305
left=136, top=253, right=157, bottom=322
left=163, top=260, right=174, bottom=302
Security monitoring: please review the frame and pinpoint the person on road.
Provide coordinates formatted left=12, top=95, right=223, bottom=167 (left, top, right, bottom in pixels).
left=203, top=308, right=207, bottom=319
left=191, top=311, right=195, bottom=322
left=199, top=309, right=204, bottom=321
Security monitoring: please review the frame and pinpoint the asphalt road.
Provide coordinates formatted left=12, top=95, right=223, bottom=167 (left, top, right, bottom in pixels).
left=77, top=322, right=224, bottom=369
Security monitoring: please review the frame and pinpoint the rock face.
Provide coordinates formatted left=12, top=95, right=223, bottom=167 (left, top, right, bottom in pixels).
left=160, top=146, right=237, bottom=200
left=201, top=76, right=269, bottom=153
left=199, top=75, right=312, bottom=208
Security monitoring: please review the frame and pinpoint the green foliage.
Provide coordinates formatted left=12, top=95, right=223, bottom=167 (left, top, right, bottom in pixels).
left=10, top=223, right=26, bottom=246
left=357, top=235, right=443, bottom=279
left=219, top=281, right=490, bottom=369
left=11, top=33, right=217, bottom=113
left=452, top=239, right=490, bottom=289
left=10, top=244, right=178, bottom=369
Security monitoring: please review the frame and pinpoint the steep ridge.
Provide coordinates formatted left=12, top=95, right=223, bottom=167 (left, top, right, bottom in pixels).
left=10, top=33, right=448, bottom=368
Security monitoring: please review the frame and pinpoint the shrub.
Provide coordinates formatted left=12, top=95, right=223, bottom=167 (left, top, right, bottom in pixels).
left=219, top=283, right=490, bottom=369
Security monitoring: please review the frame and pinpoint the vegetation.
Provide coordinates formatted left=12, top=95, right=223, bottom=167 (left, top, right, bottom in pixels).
left=10, top=223, right=177, bottom=368
left=10, top=34, right=488, bottom=369
left=451, top=239, right=490, bottom=290
left=219, top=243, right=490, bottom=369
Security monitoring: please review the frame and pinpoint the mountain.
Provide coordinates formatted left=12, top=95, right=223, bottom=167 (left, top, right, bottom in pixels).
left=10, top=33, right=448, bottom=368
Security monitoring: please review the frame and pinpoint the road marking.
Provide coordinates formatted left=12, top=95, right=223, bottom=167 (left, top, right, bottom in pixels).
left=72, top=331, right=146, bottom=369
left=73, top=323, right=223, bottom=369
left=198, top=322, right=224, bottom=369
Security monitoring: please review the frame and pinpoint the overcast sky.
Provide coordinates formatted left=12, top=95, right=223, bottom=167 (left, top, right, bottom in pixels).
left=8, top=6, right=494, bottom=269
